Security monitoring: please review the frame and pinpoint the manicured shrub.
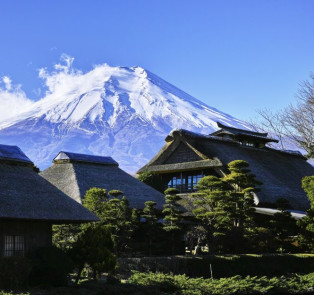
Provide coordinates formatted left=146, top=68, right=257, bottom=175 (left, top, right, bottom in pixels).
left=0, top=256, right=32, bottom=289
left=117, top=254, right=314, bottom=279
left=129, top=271, right=314, bottom=294
left=29, top=246, right=74, bottom=286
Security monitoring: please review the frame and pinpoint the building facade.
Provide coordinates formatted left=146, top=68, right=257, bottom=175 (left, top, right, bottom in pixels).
left=0, top=145, right=98, bottom=257
left=138, top=123, right=314, bottom=211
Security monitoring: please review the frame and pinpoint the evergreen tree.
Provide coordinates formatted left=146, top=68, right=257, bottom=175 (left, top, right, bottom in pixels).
left=104, top=190, right=133, bottom=254
left=192, top=175, right=230, bottom=254
left=297, top=176, right=314, bottom=252
left=222, top=160, right=262, bottom=252
left=141, top=201, right=158, bottom=256
left=270, top=198, right=297, bottom=253
left=223, top=160, right=261, bottom=230
left=69, top=224, right=116, bottom=282
left=163, top=188, right=182, bottom=254
left=83, top=188, right=135, bottom=255
left=52, top=224, right=81, bottom=250
left=83, top=187, right=108, bottom=219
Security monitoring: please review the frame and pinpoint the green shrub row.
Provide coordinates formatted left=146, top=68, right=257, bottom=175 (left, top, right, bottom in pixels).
left=117, top=254, right=314, bottom=279
left=129, top=271, right=314, bottom=294
left=0, top=246, right=73, bottom=290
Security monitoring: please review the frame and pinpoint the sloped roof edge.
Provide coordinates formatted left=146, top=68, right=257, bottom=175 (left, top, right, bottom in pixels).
left=54, top=151, right=119, bottom=166
left=0, top=144, right=33, bottom=164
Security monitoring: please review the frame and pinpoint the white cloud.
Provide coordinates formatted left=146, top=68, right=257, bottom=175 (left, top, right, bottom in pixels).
left=0, top=77, right=34, bottom=123
left=0, top=54, right=113, bottom=125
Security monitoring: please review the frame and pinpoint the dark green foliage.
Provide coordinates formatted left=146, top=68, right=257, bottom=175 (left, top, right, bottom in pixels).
left=137, top=171, right=164, bottom=192
left=141, top=201, right=159, bottom=256
left=269, top=199, right=297, bottom=253
left=190, top=161, right=262, bottom=253
left=163, top=188, right=182, bottom=254
left=105, top=196, right=134, bottom=254
left=52, top=224, right=81, bottom=250
left=108, top=189, right=124, bottom=197
left=223, top=160, right=261, bottom=229
left=298, top=176, right=314, bottom=252
left=0, top=256, right=32, bottom=289
left=191, top=175, right=230, bottom=253
left=32, top=165, right=40, bottom=173
left=82, top=187, right=135, bottom=255
left=83, top=187, right=108, bottom=218
left=302, top=175, right=314, bottom=207
left=69, top=224, right=116, bottom=281
left=117, top=254, right=314, bottom=279
left=129, top=271, right=314, bottom=295
left=29, top=246, right=74, bottom=286
left=163, top=189, right=182, bottom=229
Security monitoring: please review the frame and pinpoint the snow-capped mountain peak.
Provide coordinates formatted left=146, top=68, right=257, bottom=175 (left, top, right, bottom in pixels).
left=0, top=64, right=250, bottom=172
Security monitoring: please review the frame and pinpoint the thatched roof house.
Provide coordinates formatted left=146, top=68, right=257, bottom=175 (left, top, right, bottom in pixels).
left=138, top=124, right=314, bottom=211
left=40, top=151, right=164, bottom=209
left=0, top=145, right=98, bottom=257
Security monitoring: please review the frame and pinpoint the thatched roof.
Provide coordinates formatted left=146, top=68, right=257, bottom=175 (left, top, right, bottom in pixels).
left=54, top=151, right=118, bottom=166
left=0, top=145, right=99, bottom=222
left=0, top=144, right=33, bottom=164
left=41, top=152, right=165, bottom=209
left=138, top=129, right=314, bottom=211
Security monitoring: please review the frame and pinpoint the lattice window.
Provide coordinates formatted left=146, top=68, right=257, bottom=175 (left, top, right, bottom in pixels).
left=4, top=235, right=25, bottom=257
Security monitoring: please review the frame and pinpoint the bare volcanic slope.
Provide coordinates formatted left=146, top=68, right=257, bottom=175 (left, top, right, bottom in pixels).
left=0, top=65, right=250, bottom=172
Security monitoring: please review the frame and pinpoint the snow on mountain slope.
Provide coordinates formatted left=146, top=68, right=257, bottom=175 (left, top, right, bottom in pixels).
left=0, top=63, right=251, bottom=172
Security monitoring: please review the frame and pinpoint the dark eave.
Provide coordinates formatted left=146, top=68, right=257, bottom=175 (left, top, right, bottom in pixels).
left=138, top=158, right=223, bottom=174
left=210, top=123, right=279, bottom=143
left=214, top=122, right=269, bottom=137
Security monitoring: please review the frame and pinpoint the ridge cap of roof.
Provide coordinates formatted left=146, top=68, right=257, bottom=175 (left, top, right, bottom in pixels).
left=0, top=144, right=33, bottom=164
left=215, top=121, right=268, bottom=137
left=53, top=151, right=119, bottom=166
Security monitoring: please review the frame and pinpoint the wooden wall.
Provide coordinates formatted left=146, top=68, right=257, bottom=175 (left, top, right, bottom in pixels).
left=0, top=220, right=52, bottom=257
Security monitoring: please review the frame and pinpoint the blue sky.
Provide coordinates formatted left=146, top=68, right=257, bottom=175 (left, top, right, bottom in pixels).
left=1, top=0, right=314, bottom=121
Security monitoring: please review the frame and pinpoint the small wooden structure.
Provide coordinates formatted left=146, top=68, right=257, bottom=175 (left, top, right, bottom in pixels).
left=138, top=123, right=314, bottom=211
left=0, top=144, right=98, bottom=257
left=40, top=151, right=164, bottom=209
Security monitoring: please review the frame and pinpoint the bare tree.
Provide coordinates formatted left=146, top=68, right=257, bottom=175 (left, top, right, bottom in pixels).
left=252, top=74, right=314, bottom=159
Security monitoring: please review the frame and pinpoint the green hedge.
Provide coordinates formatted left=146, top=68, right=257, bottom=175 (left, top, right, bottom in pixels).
left=0, top=257, right=32, bottom=289
left=117, top=254, right=314, bottom=279
left=129, top=271, right=314, bottom=294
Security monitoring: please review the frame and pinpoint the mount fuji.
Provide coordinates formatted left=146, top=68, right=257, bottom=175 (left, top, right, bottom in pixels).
left=0, top=64, right=250, bottom=172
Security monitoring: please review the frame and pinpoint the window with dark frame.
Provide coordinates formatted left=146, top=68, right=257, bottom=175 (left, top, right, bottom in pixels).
left=4, top=235, right=25, bottom=257
left=167, top=174, right=204, bottom=192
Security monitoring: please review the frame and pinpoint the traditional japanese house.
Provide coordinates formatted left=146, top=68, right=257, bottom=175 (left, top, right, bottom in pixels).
left=137, top=122, right=314, bottom=211
left=0, top=144, right=99, bottom=257
left=40, top=151, right=164, bottom=209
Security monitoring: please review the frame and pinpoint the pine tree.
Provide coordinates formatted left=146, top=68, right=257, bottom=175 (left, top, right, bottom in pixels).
left=163, top=188, right=182, bottom=254
left=192, top=175, right=230, bottom=254
left=223, top=160, right=260, bottom=227
left=270, top=198, right=297, bottom=253
left=83, top=188, right=135, bottom=255
left=83, top=187, right=109, bottom=219
left=53, top=187, right=109, bottom=250
left=141, top=201, right=158, bottom=256
left=69, top=224, right=116, bottom=282
left=104, top=190, right=133, bottom=254
left=222, top=160, right=261, bottom=251
left=297, top=176, right=314, bottom=252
